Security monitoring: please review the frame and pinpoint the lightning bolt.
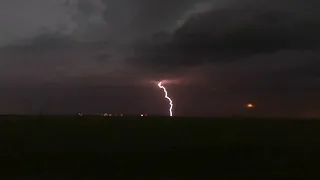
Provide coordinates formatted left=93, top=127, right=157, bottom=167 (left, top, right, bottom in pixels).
left=158, top=82, right=173, bottom=117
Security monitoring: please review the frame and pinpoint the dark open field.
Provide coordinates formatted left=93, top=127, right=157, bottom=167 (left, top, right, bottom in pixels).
left=0, top=115, right=320, bottom=179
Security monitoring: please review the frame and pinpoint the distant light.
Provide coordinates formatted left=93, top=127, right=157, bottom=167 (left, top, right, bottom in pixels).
left=141, top=114, right=144, bottom=117
left=103, top=113, right=108, bottom=116
left=247, top=103, right=254, bottom=108
left=109, top=114, right=113, bottom=116
left=145, top=114, right=148, bottom=117
left=78, top=113, right=83, bottom=116
left=120, top=114, right=123, bottom=116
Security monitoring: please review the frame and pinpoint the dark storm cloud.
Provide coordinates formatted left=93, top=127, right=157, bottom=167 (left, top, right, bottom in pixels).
left=76, top=0, right=97, bottom=17
left=1, top=0, right=320, bottom=116
left=131, top=0, right=320, bottom=70
left=1, top=0, right=320, bottom=82
left=0, top=0, right=214, bottom=85
left=96, top=0, right=210, bottom=43
left=63, top=0, right=209, bottom=43
left=0, top=0, right=77, bottom=46
left=0, top=33, right=131, bottom=85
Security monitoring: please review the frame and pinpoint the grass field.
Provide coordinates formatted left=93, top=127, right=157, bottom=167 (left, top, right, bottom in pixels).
left=0, top=115, right=319, bottom=179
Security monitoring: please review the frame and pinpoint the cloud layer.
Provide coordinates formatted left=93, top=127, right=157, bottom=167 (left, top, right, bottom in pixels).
left=0, top=0, right=319, bottom=116
left=131, top=0, right=320, bottom=70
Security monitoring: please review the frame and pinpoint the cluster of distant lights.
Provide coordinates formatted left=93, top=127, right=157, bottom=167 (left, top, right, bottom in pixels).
left=77, top=113, right=148, bottom=117
left=103, top=113, right=123, bottom=117
left=102, top=113, right=148, bottom=117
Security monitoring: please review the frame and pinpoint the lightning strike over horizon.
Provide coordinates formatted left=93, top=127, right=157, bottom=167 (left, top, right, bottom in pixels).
left=158, top=82, right=173, bottom=117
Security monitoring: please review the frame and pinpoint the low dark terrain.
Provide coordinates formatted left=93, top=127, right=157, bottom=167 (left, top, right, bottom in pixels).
left=0, top=115, right=319, bottom=179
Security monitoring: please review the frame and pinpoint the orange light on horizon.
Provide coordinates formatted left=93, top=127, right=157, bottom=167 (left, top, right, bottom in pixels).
left=247, top=103, right=254, bottom=108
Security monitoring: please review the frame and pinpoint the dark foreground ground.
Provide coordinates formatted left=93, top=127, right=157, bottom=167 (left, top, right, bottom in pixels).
left=0, top=116, right=320, bottom=179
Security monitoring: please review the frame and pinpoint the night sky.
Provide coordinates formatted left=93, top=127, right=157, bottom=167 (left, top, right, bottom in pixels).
left=0, top=0, right=319, bottom=117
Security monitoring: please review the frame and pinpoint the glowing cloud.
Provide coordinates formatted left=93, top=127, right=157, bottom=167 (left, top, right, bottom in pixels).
left=158, top=82, right=173, bottom=116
